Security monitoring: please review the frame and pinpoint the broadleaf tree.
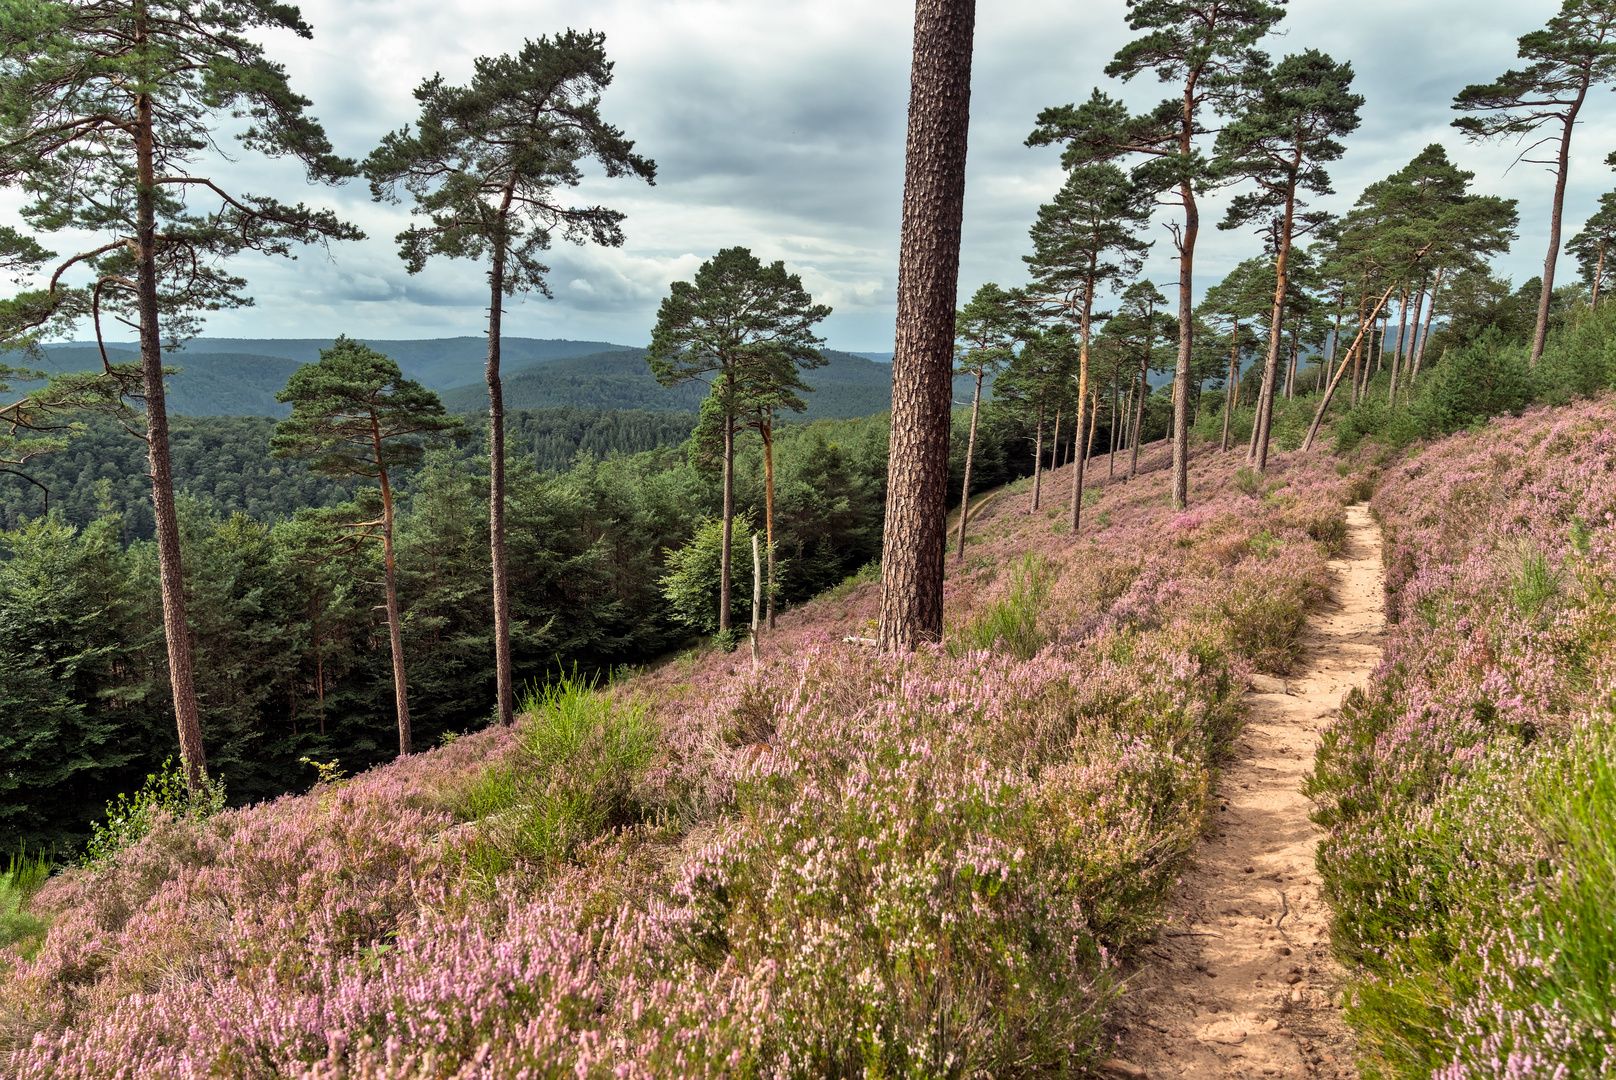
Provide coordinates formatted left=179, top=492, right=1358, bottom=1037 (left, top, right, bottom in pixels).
left=271, top=338, right=466, bottom=758
left=647, top=248, right=828, bottom=644
left=1026, top=0, right=1285, bottom=509
left=363, top=29, right=655, bottom=727
left=1452, top=0, right=1616, bottom=366
left=0, top=0, right=362, bottom=792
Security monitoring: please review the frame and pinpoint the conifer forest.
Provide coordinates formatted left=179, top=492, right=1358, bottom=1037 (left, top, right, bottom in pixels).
left=1, top=0, right=1614, bottom=1076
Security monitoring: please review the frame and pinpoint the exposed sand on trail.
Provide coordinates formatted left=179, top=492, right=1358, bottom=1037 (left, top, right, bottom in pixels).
left=1106, top=503, right=1384, bottom=1080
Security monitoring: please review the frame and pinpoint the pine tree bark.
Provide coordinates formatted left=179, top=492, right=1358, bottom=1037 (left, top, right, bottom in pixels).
left=373, top=428, right=411, bottom=757
left=1595, top=242, right=1606, bottom=310
left=486, top=186, right=515, bottom=727
left=1030, top=404, right=1045, bottom=512
left=1252, top=183, right=1296, bottom=473
left=1533, top=101, right=1586, bottom=367
left=954, top=368, right=984, bottom=561
left=877, top=0, right=976, bottom=651
left=1070, top=302, right=1093, bottom=533
left=1412, top=268, right=1444, bottom=383
left=720, top=382, right=735, bottom=637
left=762, top=416, right=777, bottom=629
left=135, top=80, right=207, bottom=794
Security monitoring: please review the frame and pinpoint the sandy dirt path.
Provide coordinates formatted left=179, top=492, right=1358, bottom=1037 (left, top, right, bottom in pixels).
left=1105, top=503, right=1384, bottom=1080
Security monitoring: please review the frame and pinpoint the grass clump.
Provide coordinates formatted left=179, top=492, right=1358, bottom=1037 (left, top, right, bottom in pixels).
left=457, top=669, right=659, bottom=881
left=0, top=851, right=51, bottom=956
left=951, top=553, right=1055, bottom=659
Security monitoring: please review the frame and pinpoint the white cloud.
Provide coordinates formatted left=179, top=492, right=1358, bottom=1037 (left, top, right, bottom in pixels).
left=5, top=0, right=1603, bottom=350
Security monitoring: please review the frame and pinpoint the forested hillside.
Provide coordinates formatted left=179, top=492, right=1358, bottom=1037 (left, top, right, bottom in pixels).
left=5, top=0, right=1616, bottom=1075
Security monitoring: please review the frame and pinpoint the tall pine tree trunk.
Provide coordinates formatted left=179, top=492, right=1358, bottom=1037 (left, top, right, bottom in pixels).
left=1166, top=74, right=1202, bottom=509
left=1533, top=103, right=1586, bottom=367
left=955, top=368, right=984, bottom=561
left=1412, top=268, right=1445, bottom=384
left=1594, top=243, right=1606, bottom=309
left=877, top=0, right=976, bottom=651
left=762, top=416, right=777, bottom=630
left=1070, top=300, right=1092, bottom=533
left=486, top=190, right=515, bottom=727
left=720, top=384, right=735, bottom=637
left=1108, top=373, right=1119, bottom=478
left=1030, top=403, right=1045, bottom=512
left=135, top=83, right=207, bottom=793
left=374, top=443, right=411, bottom=757
left=1221, top=322, right=1238, bottom=452
left=1129, top=358, right=1147, bottom=479
left=1252, top=183, right=1296, bottom=473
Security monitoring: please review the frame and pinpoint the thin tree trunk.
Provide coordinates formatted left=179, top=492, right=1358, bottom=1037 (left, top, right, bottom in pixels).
left=954, top=368, right=984, bottom=561
left=1170, top=74, right=1200, bottom=510
left=720, top=394, right=734, bottom=637
left=1221, top=329, right=1236, bottom=452
left=1051, top=406, right=1063, bottom=471
left=1412, top=267, right=1445, bottom=383
left=1534, top=103, right=1586, bottom=367
left=1129, top=358, right=1147, bottom=478
left=134, top=81, right=207, bottom=793
left=877, top=0, right=975, bottom=651
left=762, top=417, right=777, bottom=629
left=1253, top=184, right=1296, bottom=473
left=1030, top=403, right=1045, bottom=512
left=373, top=439, right=411, bottom=757
left=750, top=533, right=761, bottom=668
left=1108, top=372, right=1119, bottom=478
left=486, top=191, right=515, bottom=727
left=1071, top=296, right=1093, bottom=532
left=1595, top=242, right=1607, bottom=310
left=1303, top=266, right=1424, bottom=452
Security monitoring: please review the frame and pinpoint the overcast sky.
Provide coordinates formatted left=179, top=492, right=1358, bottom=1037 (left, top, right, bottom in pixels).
left=21, top=0, right=1607, bottom=351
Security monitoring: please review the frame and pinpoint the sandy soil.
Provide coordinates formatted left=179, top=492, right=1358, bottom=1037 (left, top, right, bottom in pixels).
left=1104, top=503, right=1385, bottom=1080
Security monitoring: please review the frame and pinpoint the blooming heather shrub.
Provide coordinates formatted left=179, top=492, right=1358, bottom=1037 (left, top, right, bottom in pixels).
left=1307, top=397, right=1616, bottom=1079
left=1, top=443, right=1349, bottom=1078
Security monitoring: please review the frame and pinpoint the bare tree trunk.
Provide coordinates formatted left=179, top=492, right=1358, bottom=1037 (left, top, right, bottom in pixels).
left=1129, top=359, right=1147, bottom=478
left=955, top=368, right=984, bottom=561
left=1303, top=271, right=1419, bottom=452
left=1108, top=372, right=1119, bottom=478
left=720, top=382, right=735, bottom=637
left=877, top=0, right=976, bottom=651
left=762, top=417, right=777, bottom=629
left=1051, top=406, right=1063, bottom=470
left=1030, top=403, right=1045, bottom=512
left=1071, top=301, right=1092, bottom=533
left=374, top=447, right=411, bottom=757
left=1595, top=243, right=1607, bottom=310
left=1412, top=268, right=1445, bottom=384
left=486, top=195, right=515, bottom=727
left=134, top=82, right=207, bottom=793
left=1170, top=78, right=1201, bottom=510
left=750, top=533, right=761, bottom=668
left=1533, top=105, right=1586, bottom=367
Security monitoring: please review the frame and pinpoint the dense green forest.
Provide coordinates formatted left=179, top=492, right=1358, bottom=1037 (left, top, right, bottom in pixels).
left=0, top=394, right=1094, bottom=851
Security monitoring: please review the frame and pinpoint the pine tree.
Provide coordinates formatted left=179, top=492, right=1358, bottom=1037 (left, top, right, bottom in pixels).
left=1213, top=49, right=1362, bottom=471
left=1022, top=163, right=1152, bottom=532
left=364, top=30, right=654, bottom=727
left=0, top=0, right=361, bottom=792
left=647, top=248, right=829, bottom=643
left=1566, top=188, right=1616, bottom=308
left=1027, top=0, right=1284, bottom=509
left=952, top=283, right=1023, bottom=559
left=271, top=338, right=465, bottom=757
left=1453, top=0, right=1616, bottom=366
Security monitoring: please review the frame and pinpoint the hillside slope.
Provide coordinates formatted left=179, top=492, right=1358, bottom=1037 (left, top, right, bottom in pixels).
left=0, top=438, right=1358, bottom=1076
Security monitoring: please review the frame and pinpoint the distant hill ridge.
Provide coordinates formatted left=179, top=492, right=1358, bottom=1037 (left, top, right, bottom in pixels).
left=12, top=338, right=968, bottom=421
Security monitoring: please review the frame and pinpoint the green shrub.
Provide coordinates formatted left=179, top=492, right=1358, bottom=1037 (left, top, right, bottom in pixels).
left=84, top=758, right=227, bottom=865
